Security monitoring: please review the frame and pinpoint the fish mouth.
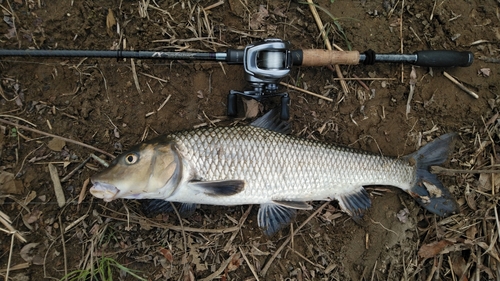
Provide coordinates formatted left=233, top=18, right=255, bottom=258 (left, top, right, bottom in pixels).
left=90, top=181, right=120, bottom=202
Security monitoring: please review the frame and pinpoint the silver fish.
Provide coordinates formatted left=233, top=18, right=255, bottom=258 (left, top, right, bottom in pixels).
left=90, top=109, right=459, bottom=235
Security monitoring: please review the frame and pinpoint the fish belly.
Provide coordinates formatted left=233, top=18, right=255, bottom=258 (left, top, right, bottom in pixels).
left=168, top=126, right=415, bottom=205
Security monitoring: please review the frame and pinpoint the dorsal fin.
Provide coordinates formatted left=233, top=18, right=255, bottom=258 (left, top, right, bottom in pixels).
left=250, top=108, right=291, bottom=134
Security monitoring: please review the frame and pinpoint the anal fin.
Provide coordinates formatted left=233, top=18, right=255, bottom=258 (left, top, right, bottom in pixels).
left=141, top=199, right=197, bottom=217
left=189, top=180, right=245, bottom=197
left=258, top=203, right=297, bottom=236
left=336, top=188, right=372, bottom=222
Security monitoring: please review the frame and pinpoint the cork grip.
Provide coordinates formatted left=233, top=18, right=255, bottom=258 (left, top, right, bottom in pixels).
left=301, top=49, right=360, bottom=66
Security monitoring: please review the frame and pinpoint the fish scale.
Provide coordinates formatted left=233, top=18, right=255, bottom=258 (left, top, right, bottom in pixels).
left=167, top=125, right=414, bottom=206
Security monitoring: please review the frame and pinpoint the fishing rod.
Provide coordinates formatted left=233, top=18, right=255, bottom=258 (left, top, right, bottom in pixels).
left=0, top=38, right=473, bottom=119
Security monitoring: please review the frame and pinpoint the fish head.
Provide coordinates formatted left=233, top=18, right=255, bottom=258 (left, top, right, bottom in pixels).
left=90, top=139, right=181, bottom=201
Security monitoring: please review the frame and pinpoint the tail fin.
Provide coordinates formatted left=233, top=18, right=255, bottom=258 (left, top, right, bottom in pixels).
left=405, top=133, right=459, bottom=216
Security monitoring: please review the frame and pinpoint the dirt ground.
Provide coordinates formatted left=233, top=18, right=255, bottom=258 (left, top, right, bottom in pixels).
left=1, top=0, right=499, bottom=280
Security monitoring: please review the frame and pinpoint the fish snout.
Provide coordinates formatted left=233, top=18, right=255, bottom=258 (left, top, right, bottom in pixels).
left=89, top=181, right=120, bottom=202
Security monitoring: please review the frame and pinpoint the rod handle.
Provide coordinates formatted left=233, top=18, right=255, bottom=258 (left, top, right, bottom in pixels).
left=297, top=50, right=360, bottom=66
left=414, top=50, right=473, bottom=67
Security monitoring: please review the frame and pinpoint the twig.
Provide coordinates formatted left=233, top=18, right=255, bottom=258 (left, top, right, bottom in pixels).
left=409, top=26, right=423, bottom=43
left=430, top=0, right=437, bottom=21
left=59, top=216, right=68, bottom=280
left=78, top=178, right=90, bottom=206
left=239, top=246, right=260, bottom=281
left=157, top=94, right=171, bottom=112
left=90, top=153, right=110, bottom=167
left=48, top=163, right=66, bottom=208
left=370, top=218, right=398, bottom=236
left=199, top=253, right=237, bottom=281
left=443, top=72, right=479, bottom=99
left=99, top=208, right=240, bottom=233
left=5, top=231, right=15, bottom=281
left=352, top=74, right=371, bottom=92
left=64, top=214, right=89, bottom=233
left=224, top=205, right=252, bottom=251
left=203, top=0, right=224, bottom=11
left=332, top=77, right=397, bottom=81
left=5, top=0, right=20, bottom=48
left=407, top=66, right=416, bottom=119
left=0, top=118, right=115, bottom=159
left=0, top=263, right=29, bottom=273
left=139, top=72, right=169, bottom=83
left=306, top=0, right=349, bottom=95
left=16, top=143, right=44, bottom=178
left=287, top=246, right=325, bottom=269
left=170, top=203, right=187, bottom=253
left=280, top=82, right=333, bottom=102
left=0, top=115, right=37, bottom=127
left=261, top=202, right=330, bottom=276
left=371, top=260, right=377, bottom=281
left=61, top=155, right=91, bottom=182
left=426, top=257, right=438, bottom=281
left=131, top=58, right=142, bottom=94
left=0, top=211, right=26, bottom=243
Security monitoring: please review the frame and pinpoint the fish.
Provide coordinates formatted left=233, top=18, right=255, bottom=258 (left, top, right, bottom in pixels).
left=90, top=109, right=459, bottom=235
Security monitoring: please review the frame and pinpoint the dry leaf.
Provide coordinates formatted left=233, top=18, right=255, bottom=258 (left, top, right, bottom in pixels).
left=271, top=6, right=287, bottom=18
left=478, top=172, right=500, bottom=192
left=106, top=8, right=116, bottom=37
left=465, top=225, right=477, bottom=240
left=478, top=68, right=491, bottom=77
left=160, top=248, right=173, bottom=263
left=24, top=190, right=37, bottom=205
left=451, top=254, right=468, bottom=281
left=183, top=266, right=195, bottom=281
left=396, top=208, right=410, bottom=223
left=23, top=209, right=42, bottom=224
left=465, top=191, right=477, bottom=210
left=249, top=5, right=268, bottom=30
left=47, top=138, right=66, bottom=152
left=242, top=98, right=261, bottom=119
left=418, top=240, right=453, bottom=260
left=227, top=252, right=242, bottom=272
left=20, top=243, right=39, bottom=262
left=0, top=171, right=24, bottom=195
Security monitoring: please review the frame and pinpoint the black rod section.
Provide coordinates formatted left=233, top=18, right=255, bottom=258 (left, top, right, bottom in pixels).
left=359, top=50, right=473, bottom=67
left=0, top=49, right=228, bottom=61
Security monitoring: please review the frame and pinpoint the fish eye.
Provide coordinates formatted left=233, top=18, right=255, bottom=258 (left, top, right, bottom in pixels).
left=124, top=153, right=139, bottom=165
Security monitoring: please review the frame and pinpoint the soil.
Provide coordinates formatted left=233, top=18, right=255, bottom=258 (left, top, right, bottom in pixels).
left=0, top=0, right=499, bottom=280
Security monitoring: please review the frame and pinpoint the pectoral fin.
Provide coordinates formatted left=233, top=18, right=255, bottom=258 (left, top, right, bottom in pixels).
left=188, top=180, right=245, bottom=197
left=336, top=188, right=372, bottom=223
left=258, top=203, right=297, bottom=236
left=141, top=199, right=197, bottom=217
left=250, top=108, right=291, bottom=134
